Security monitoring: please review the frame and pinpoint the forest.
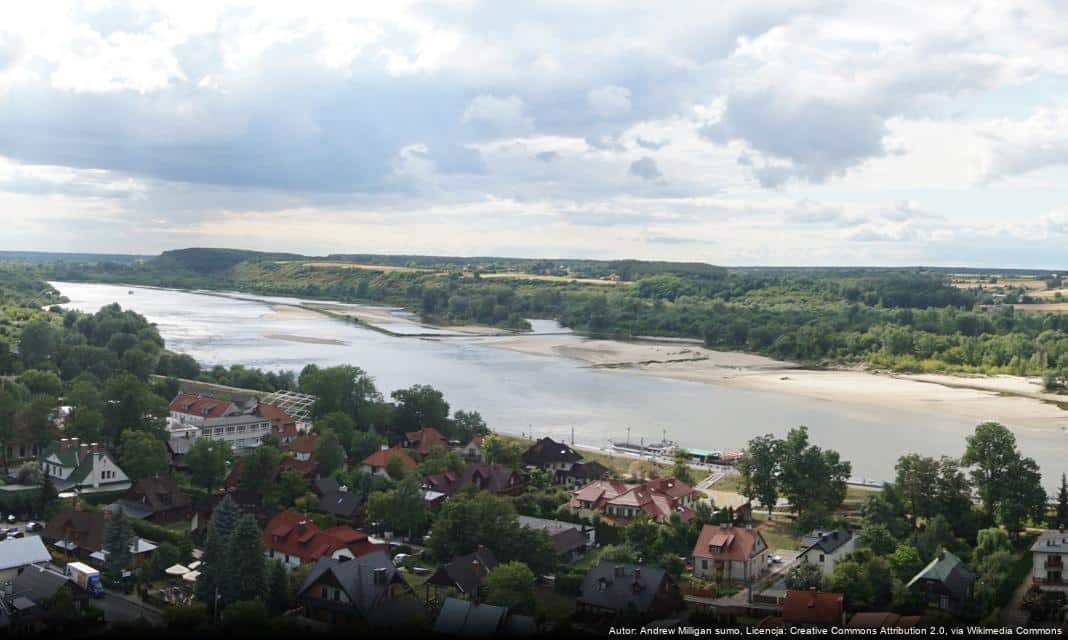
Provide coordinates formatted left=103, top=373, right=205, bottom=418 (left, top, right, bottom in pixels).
left=20, top=249, right=1068, bottom=386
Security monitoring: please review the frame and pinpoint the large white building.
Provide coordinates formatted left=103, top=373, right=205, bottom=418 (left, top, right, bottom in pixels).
left=798, top=528, right=856, bottom=576
left=1032, top=530, right=1068, bottom=592
left=168, top=393, right=273, bottom=451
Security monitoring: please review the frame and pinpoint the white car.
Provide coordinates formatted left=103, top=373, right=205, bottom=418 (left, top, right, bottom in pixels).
left=392, top=553, right=411, bottom=567
left=767, top=555, right=784, bottom=565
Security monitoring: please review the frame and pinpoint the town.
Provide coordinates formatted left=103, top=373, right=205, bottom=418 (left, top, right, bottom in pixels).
left=0, top=278, right=1066, bottom=635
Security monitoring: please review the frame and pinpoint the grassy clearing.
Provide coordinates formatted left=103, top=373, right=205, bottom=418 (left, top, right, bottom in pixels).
left=294, top=261, right=435, bottom=273
left=1012, top=303, right=1068, bottom=314
left=475, top=272, right=624, bottom=286
left=752, top=512, right=801, bottom=550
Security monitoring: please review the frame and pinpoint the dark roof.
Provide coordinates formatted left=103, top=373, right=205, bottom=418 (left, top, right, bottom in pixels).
left=460, top=463, right=524, bottom=494
left=565, top=460, right=610, bottom=481
left=315, top=477, right=340, bottom=496
left=317, top=490, right=363, bottom=518
left=521, top=437, right=581, bottom=467
left=434, top=597, right=506, bottom=636
left=297, top=551, right=406, bottom=620
left=42, top=508, right=106, bottom=552
left=427, top=548, right=499, bottom=595
left=548, top=528, right=587, bottom=556
left=906, top=550, right=975, bottom=602
left=121, top=475, right=193, bottom=515
left=12, top=566, right=81, bottom=602
left=801, top=528, right=853, bottom=554
left=578, top=562, right=671, bottom=613
left=783, top=590, right=844, bottom=626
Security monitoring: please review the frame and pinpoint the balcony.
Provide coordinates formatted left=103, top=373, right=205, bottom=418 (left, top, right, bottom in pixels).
left=1044, top=558, right=1064, bottom=569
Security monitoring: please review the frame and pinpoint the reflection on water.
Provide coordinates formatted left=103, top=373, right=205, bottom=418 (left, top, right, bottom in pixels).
left=54, top=282, right=1068, bottom=488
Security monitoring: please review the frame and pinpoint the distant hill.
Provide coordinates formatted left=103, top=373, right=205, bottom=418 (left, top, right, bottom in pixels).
left=0, top=250, right=147, bottom=264
left=152, top=248, right=305, bottom=274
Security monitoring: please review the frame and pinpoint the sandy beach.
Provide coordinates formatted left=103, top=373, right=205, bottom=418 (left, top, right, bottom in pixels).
left=483, top=334, right=1068, bottom=431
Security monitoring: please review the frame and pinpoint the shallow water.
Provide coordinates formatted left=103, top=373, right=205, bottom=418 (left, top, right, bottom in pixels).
left=54, top=281, right=1068, bottom=489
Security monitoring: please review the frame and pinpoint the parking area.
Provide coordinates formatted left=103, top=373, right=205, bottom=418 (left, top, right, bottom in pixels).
left=758, top=549, right=803, bottom=600
left=0, top=514, right=45, bottom=540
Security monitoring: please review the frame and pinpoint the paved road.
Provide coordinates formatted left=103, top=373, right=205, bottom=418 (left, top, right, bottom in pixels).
left=96, top=590, right=164, bottom=627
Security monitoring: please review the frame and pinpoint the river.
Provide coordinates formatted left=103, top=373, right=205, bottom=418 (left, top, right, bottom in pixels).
left=53, top=281, right=1068, bottom=489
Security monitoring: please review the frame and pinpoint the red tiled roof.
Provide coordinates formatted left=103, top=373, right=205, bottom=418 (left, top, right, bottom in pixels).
left=572, top=477, right=694, bottom=523
left=257, top=403, right=297, bottom=438
left=262, top=511, right=383, bottom=563
left=287, top=435, right=319, bottom=455
left=404, top=427, right=447, bottom=456
left=692, top=525, right=766, bottom=563
left=169, top=393, right=235, bottom=419
left=279, top=457, right=319, bottom=479
left=783, top=590, right=844, bottom=626
left=361, top=447, right=417, bottom=470
left=645, top=477, right=694, bottom=500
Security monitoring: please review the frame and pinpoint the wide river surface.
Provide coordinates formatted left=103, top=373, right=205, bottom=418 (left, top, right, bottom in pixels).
left=54, top=282, right=1068, bottom=488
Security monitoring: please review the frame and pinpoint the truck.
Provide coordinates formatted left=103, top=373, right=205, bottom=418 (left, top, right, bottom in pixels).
left=67, top=561, right=105, bottom=598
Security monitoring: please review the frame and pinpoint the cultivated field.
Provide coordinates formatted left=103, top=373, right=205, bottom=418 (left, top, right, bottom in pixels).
left=291, top=261, right=435, bottom=273
left=474, top=272, right=624, bottom=285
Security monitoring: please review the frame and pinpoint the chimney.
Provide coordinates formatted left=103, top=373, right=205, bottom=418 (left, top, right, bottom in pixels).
left=632, top=567, right=641, bottom=581
left=298, top=520, right=307, bottom=533
left=614, top=565, right=625, bottom=578
left=380, top=444, right=389, bottom=451
left=79, top=444, right=89, bottom=459
left=471, top=559, right=482, bottom=577
left=91, top=442, right=99, bottom=454
left=70, top=437, right=80, bottom=449
left=60, top=438, right=69, bottom=449
left=374, top=567, right=387, bottom=584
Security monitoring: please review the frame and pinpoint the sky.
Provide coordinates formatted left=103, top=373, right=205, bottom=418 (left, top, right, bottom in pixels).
left=1, top=1, right=1067, bottom=267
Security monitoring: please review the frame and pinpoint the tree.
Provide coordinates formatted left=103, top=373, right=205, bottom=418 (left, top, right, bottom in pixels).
left=481, top=435, right=522, bottom=468
left=0, top=385, right=21, bottom=472
left=738, top=434, right=779, bottom=517
left=17, top=370, right=62, bottom=397
left=266, top=560, right=291, bottom=615
left=418, top=446, right=465, bottom=476
left=299, top=365, right=381, bottom=420
left=197, top=495, right=240, bottom=607
left=316, top=412, right=355, bottom=451
left=43, top=587, right=81, bottom=631
left=1054, top=473, right=1068, bottom=529
left=669, top=447, right=695, bottom=485
left=240, top=445, right=283, bottom=495
left=861, top=484, right=910, bottom=539
left=118, top=430, right=170, bottom=481
left=429, top=492, right=518, bottom=559
left=784, top=561, right=823, bottom=591
left=220, top=599, right=268, bottom=632
left=366, top=478, right=427, bottom=539
left=314, top=429, right=345, bottom=477
left=914, top=515, right=962, bottom=562
left=856, top=523, right=898, bottom=556
left=275, top=469, right=310, bottom=508
left=391, top=384, right=450, bottom=436
left=385, top=452, right=408, bottom=481
left=962, top=422, right=1022, bottom=517
left=20, top=394, right=57, bottom=446
left=623, top=518, right=666, bottom=561
left=102, top=373, right=167, bottom=441
left=103, top=507, right=134, bottom=576
left=348, top=430, right=385, bottom=462
left=484, top=561, right=536, bottom=613
left=997, top=455, right=1047, bottom=538
left=975, top=528, right=1011, bottom=558
left=226, top=514, right=267, bottom=602
left=18, top=320, right=57, bottom=368
left=777, top=427, right=850, bottom=518
left=35, top=473, right=58, bottom=519
left=887, top=545, right=923, bottom=582
left=185, top=438, right=231, bottom=492
left=894, top=454, right=940, bottom=526
left=450, top=410, right=489, bottom=443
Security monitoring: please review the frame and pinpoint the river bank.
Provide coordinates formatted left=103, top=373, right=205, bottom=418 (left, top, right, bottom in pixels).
left=482, top=334, right=1068, bottom=431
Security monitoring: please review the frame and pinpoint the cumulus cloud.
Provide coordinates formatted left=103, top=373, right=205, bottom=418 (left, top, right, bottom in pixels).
left=628, top=156, right=662, bottom=181
left=977, top=107, right=1068, bottom=183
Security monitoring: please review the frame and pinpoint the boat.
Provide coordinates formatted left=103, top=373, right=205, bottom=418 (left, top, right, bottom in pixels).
left=609, top=437, right=676, bottom=456
left=128, top=290, right=134, bottom=295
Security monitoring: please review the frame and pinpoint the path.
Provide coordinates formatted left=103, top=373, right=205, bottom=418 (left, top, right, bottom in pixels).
left=1001, top=574, right=1032, bottom=628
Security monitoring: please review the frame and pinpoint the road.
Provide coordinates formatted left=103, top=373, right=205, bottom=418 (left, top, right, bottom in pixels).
left=96, top=589, right=164, bottom=627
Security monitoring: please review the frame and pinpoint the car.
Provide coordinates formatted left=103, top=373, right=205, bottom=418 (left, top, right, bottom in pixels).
left=392, top=553, right=411, bottom=567
left=25, top=522, right=42, bottom=532
left=5, top=515, right=14, bottom=524
left=767, top=554, right=784, bottom=565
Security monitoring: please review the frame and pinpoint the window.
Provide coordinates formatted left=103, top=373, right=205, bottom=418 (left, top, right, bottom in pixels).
left=321, top=587, right=328, bottom=598
left=819, top=554, right=825, bottom=562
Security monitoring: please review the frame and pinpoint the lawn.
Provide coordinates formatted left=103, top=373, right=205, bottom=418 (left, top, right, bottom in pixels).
left=752, top=512, right=801, bottom=551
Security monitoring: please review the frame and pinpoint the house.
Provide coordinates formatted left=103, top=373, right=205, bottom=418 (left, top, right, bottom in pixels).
left=166, top=433, right=194, bottom=471
left=0, top=537, right=51, bottom=584
left=10, top=565, right=91, bottom=622
left=798, top=527, right=855, bottom=576
left=691, top=524, right=768, bottom=583
left=847, top=612, right=923, bottom=629
left=559, top=460, right=611, bottom=485
left=459, top=436, right=483, bottom=462
left=317, top=486, right=364, bottom=522
left=38, top=438, right=130, bottom=494
left=296, top=551, right=420, bottom=628
left=461, top=463, right=526, bottom=497
left=256, top=403, right=299, bottom=444
left=1031, top=529, right=1068, bottom=592
left=433, top=597, right=537, bottom=637
left=782, top=590, right=845, bottom=627
left=286, top=435, right=319, bottom=462
left=360, top=446, right=417, bottom=480
left=906, top=549, right=975, bottom=615
left=279, top=456, right=319, bottom=481
left=517, top=516, right=592, bottom=561
left=262, top=511, right=382, bottom=568
left=117, top=475, right=193, bottom=525
left=521, top=437, right=581, bottom=479
left=569, top=478, right=695, bottom=524
left=168, top=392, right=273, bottom=451
left=577, top=562, right=683, bottom=619
left=426, top=547, right=499, bottom=598
left=89, top=537, right=158, bottom=569
left=403, top=427, right=448, bottom=457
left=43, top=507, right=106, bottom=557
left=314, top=477, right=341, bottom=497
